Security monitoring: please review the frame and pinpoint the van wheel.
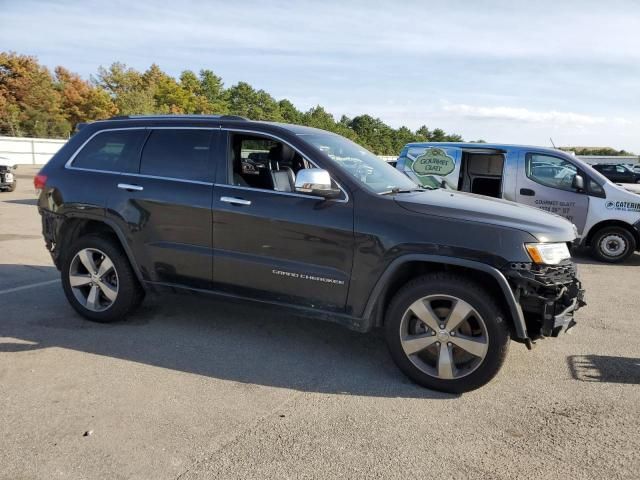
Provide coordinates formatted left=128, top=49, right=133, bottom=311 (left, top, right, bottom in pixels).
left=7, top=181, right=16, bottom=192
left=590, top=226, right=636, bottom=263
left=61, top=235, right=144, bottom=322
left=385, top=273, right=510, bottom=393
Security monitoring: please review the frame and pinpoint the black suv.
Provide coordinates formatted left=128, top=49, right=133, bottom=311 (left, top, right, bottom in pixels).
left=36, top=115, right=584, bottom=393
left=592, top=163, right=640, bottom=184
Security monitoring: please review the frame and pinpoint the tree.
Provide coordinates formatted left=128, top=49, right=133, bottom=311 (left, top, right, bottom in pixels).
left=2, top=51, right=473, bottom=153
left=199, top=69, right=227, bottom=113
left=94, top=62, right=155, bottom=115
left=55, top=66, right=116, bottom=130
left=253, top=90, right=282, bottom=121
left=226, top=81, right=259, bottom=118
left=302, top=105, right=336, bottom=131
left=0, top=52, right=66, bottom=137
left=278, top=99, right=303, bottom=124
left=559, top=146, right=633, bottom=156
left=416, top=125, right=432, bottom=141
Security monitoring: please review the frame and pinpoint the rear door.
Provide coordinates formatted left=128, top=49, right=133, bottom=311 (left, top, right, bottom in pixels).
left=107, top=127, right=217, bottom=289
left=515, top=151, right=589, bottom=231
left=211, top=130, right=354, bottom=312
left=398, top=145, right=462, bottom=189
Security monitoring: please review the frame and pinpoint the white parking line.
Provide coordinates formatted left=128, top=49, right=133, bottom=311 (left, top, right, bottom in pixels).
left=0, top=279, right=60, bottom=295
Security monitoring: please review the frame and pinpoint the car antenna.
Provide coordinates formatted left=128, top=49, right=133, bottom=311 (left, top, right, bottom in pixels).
left=550, top=137, right=557, bottom=148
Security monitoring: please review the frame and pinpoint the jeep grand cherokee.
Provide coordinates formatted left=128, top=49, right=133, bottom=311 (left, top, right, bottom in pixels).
left=36, top=115, right=585, bottom=393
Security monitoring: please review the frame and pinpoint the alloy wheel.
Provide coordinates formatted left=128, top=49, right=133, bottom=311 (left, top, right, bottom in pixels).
left=69, top=248, right=119, bottom=312
left=399, top=294, right=489, bottom=380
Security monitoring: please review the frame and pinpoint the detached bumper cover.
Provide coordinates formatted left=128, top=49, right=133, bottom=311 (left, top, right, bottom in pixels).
left=504, top=261, right=586, bottom=340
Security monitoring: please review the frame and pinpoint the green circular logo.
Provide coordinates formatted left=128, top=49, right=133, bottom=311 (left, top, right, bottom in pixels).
left=412, top=148, right=455, bottom=176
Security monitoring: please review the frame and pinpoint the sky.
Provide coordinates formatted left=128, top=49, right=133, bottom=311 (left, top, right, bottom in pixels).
left=2, top=0, right=640, bottom=152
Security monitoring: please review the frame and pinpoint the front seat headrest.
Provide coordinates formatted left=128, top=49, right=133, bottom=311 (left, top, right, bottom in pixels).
left=269, top=143, right=296, bottom=167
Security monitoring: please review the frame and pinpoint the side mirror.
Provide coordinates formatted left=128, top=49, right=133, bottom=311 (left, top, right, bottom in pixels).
left=572, top=174, right=585, bottom=191
left=295, top=168, right=341, bottom=199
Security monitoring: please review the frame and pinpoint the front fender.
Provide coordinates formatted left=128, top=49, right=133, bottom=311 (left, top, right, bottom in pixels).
left=361, top=254, right=529, bottom=344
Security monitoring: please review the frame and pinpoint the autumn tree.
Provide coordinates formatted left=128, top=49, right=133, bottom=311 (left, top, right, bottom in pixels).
left=55, top=67, right=116, bottom=129
left=0, top=52, right=65, bottom=137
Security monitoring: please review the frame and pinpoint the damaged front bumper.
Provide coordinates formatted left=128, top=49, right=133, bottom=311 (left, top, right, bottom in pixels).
left=504, top=261, right=586, bottom=345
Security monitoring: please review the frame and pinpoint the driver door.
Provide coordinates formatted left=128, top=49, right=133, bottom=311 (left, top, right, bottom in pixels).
left=515, top=151, right=589, bottom=231
left=211, top=130, right=354, bottom=312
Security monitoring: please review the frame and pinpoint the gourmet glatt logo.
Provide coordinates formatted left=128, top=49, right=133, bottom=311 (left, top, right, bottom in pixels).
left=412, top=148, right=455, bottom=176
left=605, top=200, right=640, bottom=212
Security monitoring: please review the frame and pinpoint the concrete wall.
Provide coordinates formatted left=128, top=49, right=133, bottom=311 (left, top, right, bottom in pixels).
left=576, top=155, right=639, bottom=165
left=0, top=136, right=67, bottom=165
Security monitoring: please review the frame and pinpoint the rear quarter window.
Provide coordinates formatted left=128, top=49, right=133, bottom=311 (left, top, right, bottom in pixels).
left=72, top=129, right=146, bottom=173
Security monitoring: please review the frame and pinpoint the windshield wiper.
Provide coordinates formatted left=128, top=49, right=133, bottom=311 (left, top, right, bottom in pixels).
left=380, top=186, right=433, bottom=195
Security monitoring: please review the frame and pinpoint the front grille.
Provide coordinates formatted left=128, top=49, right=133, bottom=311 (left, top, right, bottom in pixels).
left=531, top=262, right=577, bottom=285
left=508, top=261, right=577, bottom=286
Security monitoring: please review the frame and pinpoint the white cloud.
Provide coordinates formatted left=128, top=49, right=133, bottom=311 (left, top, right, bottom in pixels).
left=441, top=103, right=612, bottom=126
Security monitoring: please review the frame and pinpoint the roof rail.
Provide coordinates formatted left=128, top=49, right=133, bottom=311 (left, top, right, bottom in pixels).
left=219, top=115, right=248, bottom=121
left=108, top=114, right=248, bottom=121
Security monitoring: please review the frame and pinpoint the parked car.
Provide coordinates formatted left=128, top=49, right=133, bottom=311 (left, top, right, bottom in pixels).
left=36, top=115, right=584, bottom=393
left=0, top=156, right=17, bottom=192
left=396, top=143, right=640, bottom=263
left=592, top=163, right=640, bottom=184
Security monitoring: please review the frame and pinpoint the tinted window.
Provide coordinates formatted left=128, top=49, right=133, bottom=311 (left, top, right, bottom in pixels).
left=526, top=154, right=577, bottom=192
left=73, top=129, right=146, bottom=172
left=140, top=129, right=213, bottom=181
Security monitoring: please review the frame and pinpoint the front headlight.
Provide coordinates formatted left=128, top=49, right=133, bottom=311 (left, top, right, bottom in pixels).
left=525, top=242, right=571, bottom=265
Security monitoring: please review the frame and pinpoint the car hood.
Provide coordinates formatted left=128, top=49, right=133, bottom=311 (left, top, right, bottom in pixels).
left=395, top=189, right=577, bottom=243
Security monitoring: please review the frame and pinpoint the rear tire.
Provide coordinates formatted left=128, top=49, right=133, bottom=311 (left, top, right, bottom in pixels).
left=590, top=226, right=636, bottom=263
left=384, top=273, right=510, bottom=393
left=61, top=234, right=144, bottom=322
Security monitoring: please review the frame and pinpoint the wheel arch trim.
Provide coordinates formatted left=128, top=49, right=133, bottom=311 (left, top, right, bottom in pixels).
left=583, top=219, right=640, bottom=249
left=58, top=214, right=146, bottom=289
left=362, top=254, right=528, bottom=341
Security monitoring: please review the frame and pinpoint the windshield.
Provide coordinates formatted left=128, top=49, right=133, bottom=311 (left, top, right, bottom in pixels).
left=299, top=133, right=420, bottom=194
left=570, top=156, right=611, bottom=185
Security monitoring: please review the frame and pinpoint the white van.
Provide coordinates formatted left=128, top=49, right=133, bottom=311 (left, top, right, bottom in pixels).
left=396, top=143, right=640, bottom=263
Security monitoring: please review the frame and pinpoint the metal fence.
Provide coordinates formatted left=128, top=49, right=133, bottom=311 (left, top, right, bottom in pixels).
left=0, top=136, right=67, bottom=165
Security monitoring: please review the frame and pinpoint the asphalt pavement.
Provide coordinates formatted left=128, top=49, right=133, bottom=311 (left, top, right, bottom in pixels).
left=1, top=166, right=639, bottom=479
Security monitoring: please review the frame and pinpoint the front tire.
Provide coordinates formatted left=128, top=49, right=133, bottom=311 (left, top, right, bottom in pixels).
left=385, top=273, right=510, bottom=393
left=61, top=235, right=144, bottom=322
left=590, top=226, right=636, bottom=263
left=7, top=180, right=16, bottom=192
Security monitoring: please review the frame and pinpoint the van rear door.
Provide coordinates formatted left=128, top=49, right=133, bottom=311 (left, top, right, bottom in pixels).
left=398, top=146, right=462, bottom=189
left=515, top=151, right=589, bottom=232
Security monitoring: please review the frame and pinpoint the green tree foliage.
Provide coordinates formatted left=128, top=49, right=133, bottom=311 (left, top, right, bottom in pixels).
left=94, top=62, right=155, bottom=115
left=559, top=146, right=632, bottom=156
left=0, top=52, right=475, bottom=154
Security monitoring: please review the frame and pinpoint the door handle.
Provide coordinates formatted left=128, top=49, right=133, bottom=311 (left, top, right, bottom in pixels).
left=220, top=196, right=251, bottom=206
left=520, top=188, right=535, bottom=196
left=117, top=183, right=144, bottom=192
